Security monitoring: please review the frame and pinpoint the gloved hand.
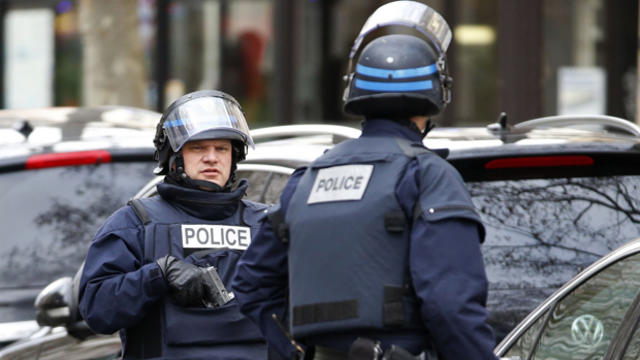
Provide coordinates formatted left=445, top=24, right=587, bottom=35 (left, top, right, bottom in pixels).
left=156, top=255, right=208, bottom=307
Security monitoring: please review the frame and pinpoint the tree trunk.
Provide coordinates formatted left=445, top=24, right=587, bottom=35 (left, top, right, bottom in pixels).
left=79, top=0, right=147, bottom=107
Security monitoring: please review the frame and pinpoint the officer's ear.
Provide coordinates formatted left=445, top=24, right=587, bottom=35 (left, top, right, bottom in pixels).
left=168, top=151, right=180, bottom=171
left=410, top=116, right=428, bottom=131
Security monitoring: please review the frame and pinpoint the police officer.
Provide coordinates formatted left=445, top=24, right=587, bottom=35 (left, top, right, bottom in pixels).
left=79, top=90, right=268, bottom=359
left=232, top=2, right=497, bottom=359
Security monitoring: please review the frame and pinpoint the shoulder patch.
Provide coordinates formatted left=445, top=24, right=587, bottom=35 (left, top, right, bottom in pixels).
left=307, top=164, right=373, bottom=204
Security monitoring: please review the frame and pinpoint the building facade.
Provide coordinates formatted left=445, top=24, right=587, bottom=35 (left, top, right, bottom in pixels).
left=0, top=0, right=637, bottom=127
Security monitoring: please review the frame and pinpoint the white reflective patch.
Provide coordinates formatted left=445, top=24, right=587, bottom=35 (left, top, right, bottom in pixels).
left=307, top=164, right=374, bottom=204
left=181, top=225, right=251, bottom=250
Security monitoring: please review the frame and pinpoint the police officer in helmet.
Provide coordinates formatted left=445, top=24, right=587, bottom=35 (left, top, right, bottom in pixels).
left=232, top=2, right=497, bottom=359
left=79, top=90, right=269, bottom=359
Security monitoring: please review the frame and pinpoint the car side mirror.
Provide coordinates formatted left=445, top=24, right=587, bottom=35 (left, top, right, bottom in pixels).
left=34, top=277, right=73, bottom=328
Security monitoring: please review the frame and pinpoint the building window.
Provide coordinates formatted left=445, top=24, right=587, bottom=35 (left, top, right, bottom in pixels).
left=166, top=0, right=273, bottom=126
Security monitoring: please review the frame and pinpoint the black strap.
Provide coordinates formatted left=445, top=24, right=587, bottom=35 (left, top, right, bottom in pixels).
left=412, top=201, right=423, bottom=221
left=395, top=138, right=431, bottom=158
left=292, top=300, right=359, bottom=326
left=384, top=210, right=406, bottom=233
left=124, top=302, right=163, bottom=358
left=267, top=208, right=290, bottom=244
left=395, top=137, right=449, bottom=159
left=128, top=198, right=151, bottom=225
left=237, top=200, right=248, bottom=226
left=383, top=286, right=406, bottom=327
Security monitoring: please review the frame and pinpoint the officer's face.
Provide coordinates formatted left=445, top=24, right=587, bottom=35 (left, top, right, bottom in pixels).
left=182, top=139, right=232, bottom=187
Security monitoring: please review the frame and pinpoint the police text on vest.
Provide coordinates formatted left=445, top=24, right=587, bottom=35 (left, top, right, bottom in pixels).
left=181, top=225, right=251, bottom=250
left=307, top=164, right=374, bottom=204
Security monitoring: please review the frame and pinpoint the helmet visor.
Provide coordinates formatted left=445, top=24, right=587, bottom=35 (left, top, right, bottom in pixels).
left=350, top=1, right=452, bottom=59
left=162, top=96, right=254, bottom=151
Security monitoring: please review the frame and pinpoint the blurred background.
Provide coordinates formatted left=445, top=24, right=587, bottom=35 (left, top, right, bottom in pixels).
left=0, top=0, right=637, bottom=128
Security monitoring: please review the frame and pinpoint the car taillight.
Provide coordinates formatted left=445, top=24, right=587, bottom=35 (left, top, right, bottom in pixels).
left=26, top=150, right=112, bottom=169
left=485, top=155, right=594, bottom=169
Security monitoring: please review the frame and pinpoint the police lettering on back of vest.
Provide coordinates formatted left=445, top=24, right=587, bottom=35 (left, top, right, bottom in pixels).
left=182, top=224, right=251, bottom=250
left=307, top=164, right=374, bottom=204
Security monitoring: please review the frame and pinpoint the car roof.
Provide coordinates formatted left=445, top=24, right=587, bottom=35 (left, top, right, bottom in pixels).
left=245, top=124, right=361, bottom=168
left=0, top=106, right=159, bottom=159
left=425, top=115, right=640, bottom=181
left=4, top=110, right=638, bottom=164
left=427, top=114, right=640, bottom=153
left=243, top=115, right=640, bottom=181
left=0, top=106, right=160, bottom=172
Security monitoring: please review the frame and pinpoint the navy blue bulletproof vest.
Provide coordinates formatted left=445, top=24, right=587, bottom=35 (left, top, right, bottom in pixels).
left=286, top=137, right=428, bottom=337
left=125, top=195, right=267, bottom=359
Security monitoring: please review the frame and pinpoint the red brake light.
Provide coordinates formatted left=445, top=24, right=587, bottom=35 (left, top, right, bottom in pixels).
left=26, top=150, right=112, bottom=169
left=485, top=155, right=594, bottom=169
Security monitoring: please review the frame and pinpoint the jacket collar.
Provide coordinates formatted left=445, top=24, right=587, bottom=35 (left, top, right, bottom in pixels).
left=156, top=179, right=248, bottom=220
left=360, top=118, right=423, bottom=143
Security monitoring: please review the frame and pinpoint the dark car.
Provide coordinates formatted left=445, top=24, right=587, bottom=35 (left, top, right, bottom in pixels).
left=0, top=124, right=357, bottom=359
left=244, top=116, right=640, bottom=342
left=3, top=115, right=640, bottom=358
left=0, top=106, right=161, bottom=344
left=435, top=114, right=640, bottom=339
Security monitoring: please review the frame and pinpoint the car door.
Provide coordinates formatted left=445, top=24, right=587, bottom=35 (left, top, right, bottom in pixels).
left=498, top=247, right=640, bottom=360
left=235, top=164, right=294, bottom=204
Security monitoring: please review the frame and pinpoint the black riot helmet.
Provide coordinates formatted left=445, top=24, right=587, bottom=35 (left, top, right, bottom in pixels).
left=153, top=90, right=254, bottom=180
left=343, top=1, right=452, bottom=118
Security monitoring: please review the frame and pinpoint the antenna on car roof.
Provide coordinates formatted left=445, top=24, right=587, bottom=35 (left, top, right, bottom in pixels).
left=13, top=119, right=34, bottom=140
left=487, top=112, right=510, bottom=142
left=498, top=112, right=508, bottom=130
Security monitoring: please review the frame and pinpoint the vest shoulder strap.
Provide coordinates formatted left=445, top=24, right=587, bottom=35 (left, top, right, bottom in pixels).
left=394, top=138, right=431, bottom=158
left=395, top=137, right=449, bottom=159
left=127, top=198, right=151, bottom=225
left=267, top=207, right=289, bottom=244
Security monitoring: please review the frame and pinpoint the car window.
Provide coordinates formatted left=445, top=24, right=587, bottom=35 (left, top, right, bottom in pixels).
left=503, top=309, right=549, bottom=358
left=504, top=252, right=640, bottom=359
left=236, top=169, right=290, bottom=205
left=622, top=307, right=640, bottom=359
left=624, top=324, right=640, bottom=359
left=0, top=162, right=155, bottom=321
left=468, top=175, right=640, bottom=338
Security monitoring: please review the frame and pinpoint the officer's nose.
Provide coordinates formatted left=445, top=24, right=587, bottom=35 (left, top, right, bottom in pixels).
left=202, top=147, right=218, bottom=163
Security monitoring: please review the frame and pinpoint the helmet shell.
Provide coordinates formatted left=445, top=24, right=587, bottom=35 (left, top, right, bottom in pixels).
left=153, top=90, right=252, bottom=175
left=344, top=34, right=449, bottom=118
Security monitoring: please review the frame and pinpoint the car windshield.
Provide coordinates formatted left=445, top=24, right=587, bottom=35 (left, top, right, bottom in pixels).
left=470, top=175, right=640, bottom=338
left=0, top=162, right=155, bottom=322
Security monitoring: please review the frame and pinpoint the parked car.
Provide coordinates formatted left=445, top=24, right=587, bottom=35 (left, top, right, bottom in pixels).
left=0, top=124, right=357, bottom=359
left=3, top=115, right=640, bottom=358
left=0, top=106, right=160, bottom=345
left=495, top=236, right=640, bottom=360
left=443, top=115, right=640, bottom=339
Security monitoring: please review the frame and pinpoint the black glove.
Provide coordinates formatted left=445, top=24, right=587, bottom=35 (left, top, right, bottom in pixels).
left=156, top=255, right=208, bottom=307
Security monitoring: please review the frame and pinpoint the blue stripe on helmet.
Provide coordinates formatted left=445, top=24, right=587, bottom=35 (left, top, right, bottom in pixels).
left=355, top=79, right=433, bottom=92
left=356, top=63, right=437, bottom=79
left=163, top=118, right=186, bottom=128
left=163, top=116, right=239, bottom=129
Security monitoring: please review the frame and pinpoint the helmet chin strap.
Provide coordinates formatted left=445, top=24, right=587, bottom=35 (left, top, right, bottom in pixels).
left=166, top=153, right=234, bottom=192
